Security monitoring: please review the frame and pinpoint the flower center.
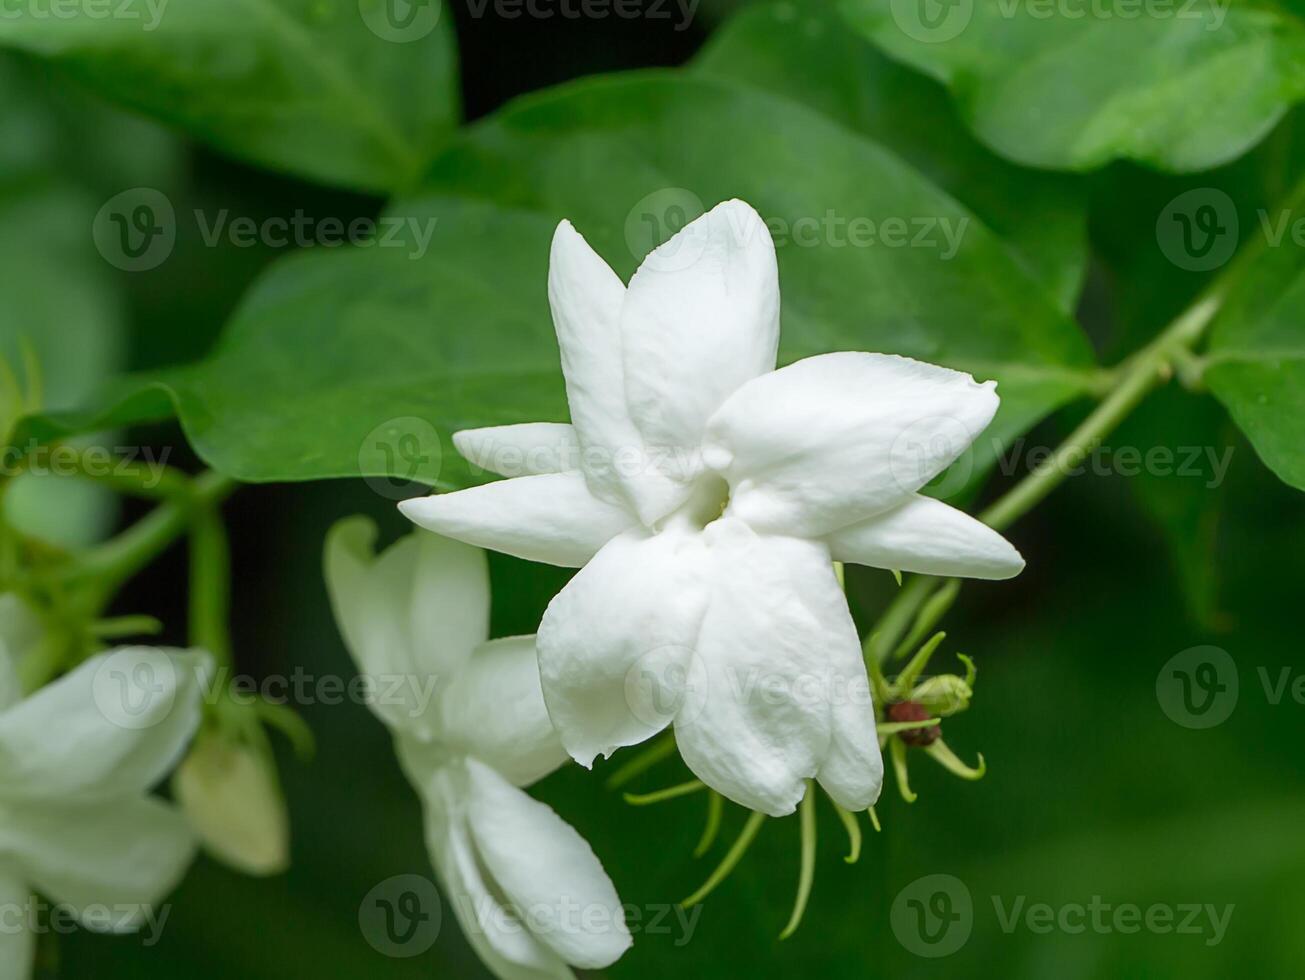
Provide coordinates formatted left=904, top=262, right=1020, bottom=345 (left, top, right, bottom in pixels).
left=665, top=473, right=731, bottom=531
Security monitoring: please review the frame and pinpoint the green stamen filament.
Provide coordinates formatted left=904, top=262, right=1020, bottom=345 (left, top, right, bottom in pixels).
left=779, top=784, right=817, bottom=940
left=681, top=810, right=766, bottom=908
left=605, top=735, right=676, bottom=790
left=694, top=791, right=724, bottom=857
left=831, top=801, right=862, bottom=864
left=623, top=779, right=705, bottom=806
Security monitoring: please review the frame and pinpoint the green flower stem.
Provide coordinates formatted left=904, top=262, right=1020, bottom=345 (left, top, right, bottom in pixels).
left=978, top=288, right=1223, bottom=533
left=189, top=504, right=232, bottom=666
left=58, top=470, right=237, bottom=597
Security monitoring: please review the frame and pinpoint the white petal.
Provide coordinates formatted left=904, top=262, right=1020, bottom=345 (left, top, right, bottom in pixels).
left=549, top=222, right=691, bottom=525
left=453, top=423, right=581, bottom=478
left=325, top=517, right=488, bottom=734
left=705, top=352, right=1000, bottom=537
left=0, top=647, right=205, bottom=802
left=621, top=200, right=779, bottom=458
left=675, top=521, right=852, bottom=817
left=399, top=472, right=635, bottom=568
left=424, top=783, right=571, bottom=980
left=438, top=636, right=568, bottom=787
left=537, top=530, right=711, bottom=767
left=828, top=494, right=1025, bottom=580
left=0, top=870, right=33, bottom=980
left=465, top=759, right=631, bottom=970
left=0, top=796, right=195, bottom=928
left=816, top=643, right=884, bottom=813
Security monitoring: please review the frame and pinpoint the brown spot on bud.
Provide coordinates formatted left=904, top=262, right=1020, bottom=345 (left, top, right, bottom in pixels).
left=887, top=701, right=940, bottom=747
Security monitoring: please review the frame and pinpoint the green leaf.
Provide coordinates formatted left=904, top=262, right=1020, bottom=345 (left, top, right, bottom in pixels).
left=693, top=1, right=1087, bottom=310
left=411, top=72, right=1099, bottom=476
left=840, top=0, right=1305, bottom=172
left=0, top=0, right=459, bottom=192
left=1205, top=215, right=1305, bottom=490
left=31, top=71, right=1100, bottom=487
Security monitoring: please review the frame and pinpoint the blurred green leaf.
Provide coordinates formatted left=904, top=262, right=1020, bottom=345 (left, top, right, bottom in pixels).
left=1205, top=228, right=1305, bottom=489
left=0, top=0, right=459, bottom=192
left=840, top=0, right=1305, bottom=172
left=694, top=1, right=1087, bottom=310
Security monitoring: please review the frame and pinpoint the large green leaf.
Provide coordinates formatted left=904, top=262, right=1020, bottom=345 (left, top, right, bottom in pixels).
left=0, top=0, right=459, bottom=192
left=840, top=0, right=1305, bottom=172
left=1205, top=222, right=1305, bottom=490
left=693, top=1, right=1087, bottom=309
left=29, top=70, right=1100, bottom=487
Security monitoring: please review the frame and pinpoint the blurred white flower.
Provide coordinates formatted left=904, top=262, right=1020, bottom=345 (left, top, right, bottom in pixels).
left=0, top=643, right=206, bottom=979
left=325, top=518, right=631, bottom=980
left=399, top=199, right=1024, bottom=817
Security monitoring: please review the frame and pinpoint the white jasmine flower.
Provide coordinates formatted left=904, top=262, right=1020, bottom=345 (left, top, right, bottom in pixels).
left=0, top=642, right=205, bottom=979
left=400, top=199, right=1024, bottom=817
left=324, top=518, right=631, bottom=980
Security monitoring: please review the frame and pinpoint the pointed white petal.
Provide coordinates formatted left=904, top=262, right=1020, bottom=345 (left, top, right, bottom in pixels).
left=453, top=423, right=580, bottom=478
left=705, top=352, right=999, bottom=537
left=0, top=647, right=204, bottom=802
left=828, top=494, right=1025, bottom=580
left=548, top=222, right=690, bottom=525
left=621, top=200, right=779, bottom=458
left=399, top=472, right=635, bottom=569
left=325, top=518, right=488, bottom=734
left=465, top=759, right=631, bottom=970
left=674, top=521, right=850, bottom=817
left=0, top=871, right=33, bottom=980
left=0, top=796, right=194, bottom=928
left=537, top=530, right=711, bottom=767
left=438, top=636, right=568, bottom=788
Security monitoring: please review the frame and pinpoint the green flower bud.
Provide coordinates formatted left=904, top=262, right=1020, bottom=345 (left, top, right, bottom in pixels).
left=175, top=735, right=289, bottom=877
left=910, top=674, right=972, bottom=717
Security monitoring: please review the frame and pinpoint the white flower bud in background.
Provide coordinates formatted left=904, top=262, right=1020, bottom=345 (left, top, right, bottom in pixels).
left=175, top=734, right=290, bottom=877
